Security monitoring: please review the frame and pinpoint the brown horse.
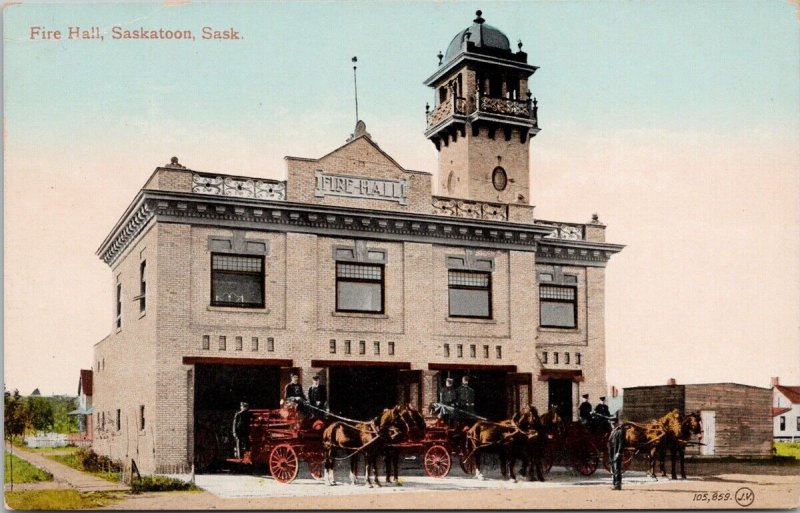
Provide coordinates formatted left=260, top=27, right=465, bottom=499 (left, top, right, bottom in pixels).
left=322, top=405, right=417, bottom=487
left=620, top=409, right=679, bottom=478
left=519, top=405, right=564, bottom=482
left=383, top=404, right=426, bottom=484
left=465, top=406, right=538, bottom=481
left=658, top=411, right=703, bottom=479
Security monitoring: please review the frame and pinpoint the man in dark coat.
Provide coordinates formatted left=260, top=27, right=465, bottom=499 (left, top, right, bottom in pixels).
left=456, top=375, right=476, bottom=420
left=232, top=401, right=251, bottom=458
left=284, top=372, right=307, bottom=404
left=438, top=377, right=457, bottom=423
left=307, top=374, right=327, bottom=416
left=607, top=415, right=625, bottom=490
left=595, top=396, right=611, bottom=418
left=579, top=394, right=592, bottom=424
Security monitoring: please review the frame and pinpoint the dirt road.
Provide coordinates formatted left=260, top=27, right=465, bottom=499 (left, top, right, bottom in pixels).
left=110, top=466, right=800, bottom=510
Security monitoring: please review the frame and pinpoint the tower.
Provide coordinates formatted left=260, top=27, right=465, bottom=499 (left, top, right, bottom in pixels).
left=424, top=10, right=540, bottom=204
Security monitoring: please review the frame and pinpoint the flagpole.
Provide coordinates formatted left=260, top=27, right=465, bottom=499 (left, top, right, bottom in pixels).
left=352, top=56, right=359, bottom=125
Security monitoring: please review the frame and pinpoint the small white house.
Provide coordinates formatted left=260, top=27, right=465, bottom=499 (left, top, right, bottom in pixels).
left=772, top=379, right=800, bottom=442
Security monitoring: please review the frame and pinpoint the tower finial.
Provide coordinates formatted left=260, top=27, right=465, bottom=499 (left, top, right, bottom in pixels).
left=437, top=50, right=443, bottom=66
left=474, top=10, right=485, bottom=24
left=352, top=56, right=359, bottom=127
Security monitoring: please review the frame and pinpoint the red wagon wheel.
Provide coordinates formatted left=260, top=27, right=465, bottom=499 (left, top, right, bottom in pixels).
left=601, top=449, right=634, bottom=474
left=424, top=445, right=451, bottom=478
left=572, top=449, right=598, bottom=476
left=307, top=460, right=323, bottom=481
left=269, top=444, right=299, bottom=483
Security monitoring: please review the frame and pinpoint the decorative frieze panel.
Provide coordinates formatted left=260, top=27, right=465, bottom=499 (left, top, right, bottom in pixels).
left=432, top=197, right=508, bottom=221
left=539, top=223, right=584, bottom=241
left=192, top=173, right=286, bottom=201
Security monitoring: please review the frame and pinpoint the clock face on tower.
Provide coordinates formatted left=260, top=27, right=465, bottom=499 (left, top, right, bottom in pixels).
left=492, top=166, right=508, bottom=191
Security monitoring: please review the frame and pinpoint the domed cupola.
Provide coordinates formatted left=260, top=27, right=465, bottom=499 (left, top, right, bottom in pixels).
left=423, top=10, right=540, bottom=205
left=444, top=10, right=513, bottom=63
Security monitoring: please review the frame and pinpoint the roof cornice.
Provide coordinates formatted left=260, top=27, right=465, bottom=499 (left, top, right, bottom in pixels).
left=97, top=190, right=559, bottom=267
left=424, top=53, right=538, bottom=87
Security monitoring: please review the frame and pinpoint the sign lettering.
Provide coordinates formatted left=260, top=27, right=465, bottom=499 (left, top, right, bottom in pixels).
left=314, top=171, right=408, bottom=205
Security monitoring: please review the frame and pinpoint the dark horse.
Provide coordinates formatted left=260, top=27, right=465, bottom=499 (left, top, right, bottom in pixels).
left=383, top=404, right=426, bottom=485
left=519, top=405, right=564, bottom=482
left=465, top=406, right=538, bottom=481
left=657, top=411, right=703, bottom=479
left=322, top=404, right=418, bottom=487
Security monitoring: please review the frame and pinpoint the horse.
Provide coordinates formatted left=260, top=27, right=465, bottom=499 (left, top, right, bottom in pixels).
left=620, top=409, right=679, bottom=478
left=383, top=404, right=426, bottom=485
left=322, top=404, right=417, bottom=487
left=465, top=406, right=538, bottom=481
left=519, top=405, right=564, bottom=482
left=659, top=411, right=703, bottom=479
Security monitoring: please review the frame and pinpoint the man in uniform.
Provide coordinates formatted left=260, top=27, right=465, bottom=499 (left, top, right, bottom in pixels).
left=284, top=372, right=307, bottom=404
left=456, top=375, right=476, bottom=420
left=438, top=377, right=457, bottom=423
left=607, top=415, right=625, bottom=490
left=579, top=393, right=592, bottom=424
left=595, top=396, right=611, bottom=418
left=232, top=401, right=251, bottom=458
left=307, top=374, right=327, bottom=417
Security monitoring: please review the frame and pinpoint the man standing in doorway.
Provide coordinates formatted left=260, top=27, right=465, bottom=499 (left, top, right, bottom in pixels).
left=284, top=372, right=307, bottom=404
left=456, top=375, right=476, bottom=420
left=439, top=377, right=457, bottom=423
left=307, top=374, right=327, bottom=417
left=607, top=415, right=625, bottom=490
left=232, top=401, right=251, bottom=459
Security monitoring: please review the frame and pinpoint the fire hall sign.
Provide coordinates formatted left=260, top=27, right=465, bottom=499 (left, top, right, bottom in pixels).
left=314, top=171, right=408, bottom=205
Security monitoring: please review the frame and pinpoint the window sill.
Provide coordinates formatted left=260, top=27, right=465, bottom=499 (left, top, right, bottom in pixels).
left=138, top=311, right=146, bottom=320
left=538, top=327, right=580, bottom=333
left=207, top=306, right=271, bottom=314
left=446, top=317, right=496, bottom=324
left=331, top=311, right=389, bottom=319
left=115, top=327, right=122, bottom=334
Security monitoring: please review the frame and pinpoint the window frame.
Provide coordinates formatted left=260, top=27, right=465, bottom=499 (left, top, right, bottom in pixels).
left=139, top=261, right=147, bottom=313
left=210, top=253, right=265, bottom=308
left=448, top=270, right=493, bottom=319
left=335, top=262, right=385, bottom=314
left=779, top=416, right=786, bottom=431
left=115, top=284, right=122, bottom=329
left=539, top=284, right=578, bottom=328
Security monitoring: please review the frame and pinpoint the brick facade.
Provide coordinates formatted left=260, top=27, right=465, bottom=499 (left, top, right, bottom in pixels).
left=91, top=14, right=623, bottom=473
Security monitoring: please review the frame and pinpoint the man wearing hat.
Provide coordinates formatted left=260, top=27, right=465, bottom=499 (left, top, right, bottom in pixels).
left=607, top=415, right=625, bottom=490
left=579, top=394, right=592, bottom=424
left=595, top=396, right=611, bottom=418
left=438, top=377, right=457, bottom=424
left=307, top=374, right=327, bottom=417
left=456, top=375, right=476, bottom=420
left=284, top=372, right=307, bottom=404
left=232, top=401, right=251, bottom=458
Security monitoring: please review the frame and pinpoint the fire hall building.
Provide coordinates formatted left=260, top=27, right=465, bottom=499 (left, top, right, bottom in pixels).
left=92, top=12, right=624, bottom=473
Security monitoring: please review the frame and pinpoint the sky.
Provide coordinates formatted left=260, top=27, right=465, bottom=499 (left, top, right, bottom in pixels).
left=3, top=1, right=799, bottom=395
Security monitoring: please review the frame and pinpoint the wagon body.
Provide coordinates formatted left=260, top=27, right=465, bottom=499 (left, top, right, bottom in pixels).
left=544, top=421, right=633, bottom=476
left=385, top=417, right=475, bottom=478
left=225, top=406, right=330, bottom=483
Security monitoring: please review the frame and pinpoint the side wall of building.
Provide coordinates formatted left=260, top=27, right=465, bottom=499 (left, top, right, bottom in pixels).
left=685, top=384, right=772, bottom=457
left=92, top=224, right=159, bottom=471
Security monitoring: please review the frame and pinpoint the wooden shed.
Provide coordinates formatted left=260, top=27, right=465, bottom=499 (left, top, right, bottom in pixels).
left=622, top=382, right=772, bottom=457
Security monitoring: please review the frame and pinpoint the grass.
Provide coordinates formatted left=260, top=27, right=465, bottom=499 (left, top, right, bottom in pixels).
left=48, top=453, right=122, bottom=483
left=131, top=475, right=199, bottom=493
left=774, top=442, right=800, bottom=460
left=4, top=451, right=53, bottom=484
left=4, top=490, right=120, bottom=510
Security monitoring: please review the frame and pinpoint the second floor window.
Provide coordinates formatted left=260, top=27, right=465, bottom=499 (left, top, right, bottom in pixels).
left=115, top=284, right=122, bottom=328
left=540, top=285, right=577, bottom=328
left=780, top=416, right=785, bottom=431
left=336, top=263, right=384, bottom=313
left=211, top=254, right=264, bottom=308
left=448, top=271, right=492, bottom=318
left=139, top=261, right=147, bottom=313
